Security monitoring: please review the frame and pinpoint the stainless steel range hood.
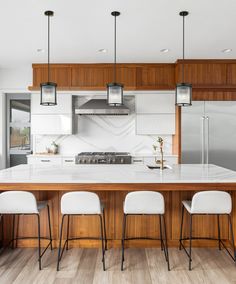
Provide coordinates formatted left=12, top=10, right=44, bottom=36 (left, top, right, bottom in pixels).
left=75, top=99, right=130, bottom=115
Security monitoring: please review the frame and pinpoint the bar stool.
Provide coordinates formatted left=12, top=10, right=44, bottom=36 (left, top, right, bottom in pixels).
left=179, top=190, right=236, bottom=270
left=121, top=191, right=170, bottom=271
left=0, top=191, right=53, bottom=270
left=57, top=191, right=107, bottom=271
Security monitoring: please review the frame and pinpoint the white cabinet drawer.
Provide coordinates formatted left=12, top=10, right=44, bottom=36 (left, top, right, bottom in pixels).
left=28, top=157, right=62, bottom=165
left=136, top=114, right=175, bottom=135
left=31, top=114, right=72, bottom=135
left=62, top=157, right=75, bottom=166
left=136, top=92, right=175, bottom=114
left=132, top=157, right=144, bottom=164
left=31, top=93, right=72, bottom=114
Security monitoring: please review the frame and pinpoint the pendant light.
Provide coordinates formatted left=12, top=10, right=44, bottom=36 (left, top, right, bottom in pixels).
left=176, top=11, right=192, bottom=106
left=40, top=11, right=57, bottom=106
left=107, top=11, right=124, bottom=106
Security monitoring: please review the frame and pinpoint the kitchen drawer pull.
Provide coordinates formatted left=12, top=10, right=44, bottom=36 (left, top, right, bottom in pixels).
left=41, top=159, right=50, bottom=162
left=64, top=160, right=74, bottom=162
left=133, top=159, right=143, bottom=162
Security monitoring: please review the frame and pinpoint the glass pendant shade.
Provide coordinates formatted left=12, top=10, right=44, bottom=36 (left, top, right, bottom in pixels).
left=107, top=83, right=124, bottom=105
left=40, top=82, right=57, bottom=106
left=40, top=10, right=57, bottom=106
left=176, top=83, right=192, bottom=106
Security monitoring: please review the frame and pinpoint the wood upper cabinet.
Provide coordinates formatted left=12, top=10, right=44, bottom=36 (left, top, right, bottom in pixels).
left=136, top=64, right=175, bottom=89
left=71, top=65, right=112, bottom=89
left=71, top=65, right=136, bottom=89
left=227, top=64, right=236, bottom=85
left=32, top=64, right=72, bottom=87
left=30, top=63, right=174, bottom=90
left=30, top=60, right=236, bottom=92
left=176, top=61, right=227, bottom=86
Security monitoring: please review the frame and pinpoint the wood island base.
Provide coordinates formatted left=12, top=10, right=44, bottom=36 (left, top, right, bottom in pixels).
left=1, top=183, right=236, bottom=249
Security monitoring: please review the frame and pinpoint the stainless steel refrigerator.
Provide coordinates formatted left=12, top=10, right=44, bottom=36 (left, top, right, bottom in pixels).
left=181, top=101, right=236, bottom=171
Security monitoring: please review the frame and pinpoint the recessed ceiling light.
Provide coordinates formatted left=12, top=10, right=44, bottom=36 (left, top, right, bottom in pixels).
left=160, top=48, right=170, bottom=53
left=222, top=48, right=232, bottom=53
left=37, top=48, right=45, bottom=53
left=98, top=48, right=107, bottom=53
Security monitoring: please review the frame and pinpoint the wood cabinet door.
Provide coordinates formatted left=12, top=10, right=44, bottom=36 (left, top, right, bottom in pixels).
left=71, top=65, right=136, bottom=89
left=136, top=65, right=175, bottom=89
left=116, top=67, right=137, bottom=89
left=71, top=66, right=113, bottom=89
left=177, top=63, right=227, bottom=86
left=33, top=66, right=72, bottom=87
left=227, top=64, right=236, bottom=85
left=192, top=91, right=236, bottom=101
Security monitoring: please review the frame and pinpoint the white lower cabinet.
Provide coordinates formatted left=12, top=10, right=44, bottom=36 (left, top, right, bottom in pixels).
left=27, top=156, right=62, bottom=165
left=27, top=155, right=76, bottom=166
left=62, top=157, right=76, bottom=166
left=31, top=114, right=72, bottom=135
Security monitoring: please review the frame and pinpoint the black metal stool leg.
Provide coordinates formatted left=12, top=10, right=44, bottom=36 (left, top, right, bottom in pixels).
left=66, top=215, right=70, bottom=250
left=217, top=214, right=221, bottom=250
left=37, top=214, right=41, bottom=270
left=99, top=215, right=106, bottom=271
left=102, top=208, right=107, bottom=250
left=57, top=214, right=65, bottom=271
left=229, top=214, right=236, bottom=262
left=159, top=215, right=164, bottom=251
left=189, top=214, right=193, bottom=271
left=12, top=215, right=15, bottom=249
left=121, top=214, right=127, bottom=271
left=47, top=205, right=53, bottom=250
left=179, top=205, right=184, bottom=250
left=162, top=215, right=170, bottom=271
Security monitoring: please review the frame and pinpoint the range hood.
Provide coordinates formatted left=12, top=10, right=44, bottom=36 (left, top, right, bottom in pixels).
left=75, top=99, right=130, bottom=115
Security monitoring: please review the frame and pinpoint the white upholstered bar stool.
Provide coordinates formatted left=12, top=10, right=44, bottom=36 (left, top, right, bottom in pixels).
left=121, top=191, right=170, bottom=271
left=57, top=192, right=107, bottom=271
left=0, top=191, right=53, bottom=270
left=179, top=190, right=236, bottom=270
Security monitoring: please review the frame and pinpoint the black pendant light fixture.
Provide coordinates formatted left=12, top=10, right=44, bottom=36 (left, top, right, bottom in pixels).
left=107, top=11, right=124, bottom=106
left=40, top=11, right=57, bottom=106
left=175, top=11, right=192, bottom=106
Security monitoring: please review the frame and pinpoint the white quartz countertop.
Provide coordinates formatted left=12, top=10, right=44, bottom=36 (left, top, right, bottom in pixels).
left=0, top=164, right=236, bottom=184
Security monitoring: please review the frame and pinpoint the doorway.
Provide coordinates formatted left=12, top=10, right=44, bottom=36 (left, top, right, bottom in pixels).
left=6, top=94, right=31, bottom=167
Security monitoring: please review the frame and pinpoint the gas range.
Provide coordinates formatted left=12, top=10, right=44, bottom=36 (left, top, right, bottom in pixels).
left=75, top=152, right=132, bottom=164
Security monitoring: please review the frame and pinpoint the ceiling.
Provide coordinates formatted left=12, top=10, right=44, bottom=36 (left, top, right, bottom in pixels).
left=0, top=0, right=236, bottom=68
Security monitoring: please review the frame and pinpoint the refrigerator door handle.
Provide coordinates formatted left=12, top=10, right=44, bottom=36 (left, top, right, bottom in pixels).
left=206, top=116, right=209, bottom=164
left=201, top=116, right=205, bottom=164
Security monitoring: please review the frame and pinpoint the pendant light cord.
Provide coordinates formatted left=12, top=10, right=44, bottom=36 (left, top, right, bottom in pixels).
left=182, top=14, right=185, bottom=83
left=48, top=14, right=50, bottom=82
left=114, top=14, right=117, bottom=83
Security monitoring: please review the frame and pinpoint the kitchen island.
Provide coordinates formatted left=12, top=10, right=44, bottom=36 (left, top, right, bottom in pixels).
left=1, top=163, right=236, bottom=248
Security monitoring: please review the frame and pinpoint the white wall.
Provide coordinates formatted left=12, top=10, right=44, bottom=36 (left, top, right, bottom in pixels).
left=0, top=65, right=32, bottom=168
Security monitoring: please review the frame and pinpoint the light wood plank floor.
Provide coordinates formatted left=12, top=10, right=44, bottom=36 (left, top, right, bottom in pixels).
left=0, top=247, right=235, bottom=284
